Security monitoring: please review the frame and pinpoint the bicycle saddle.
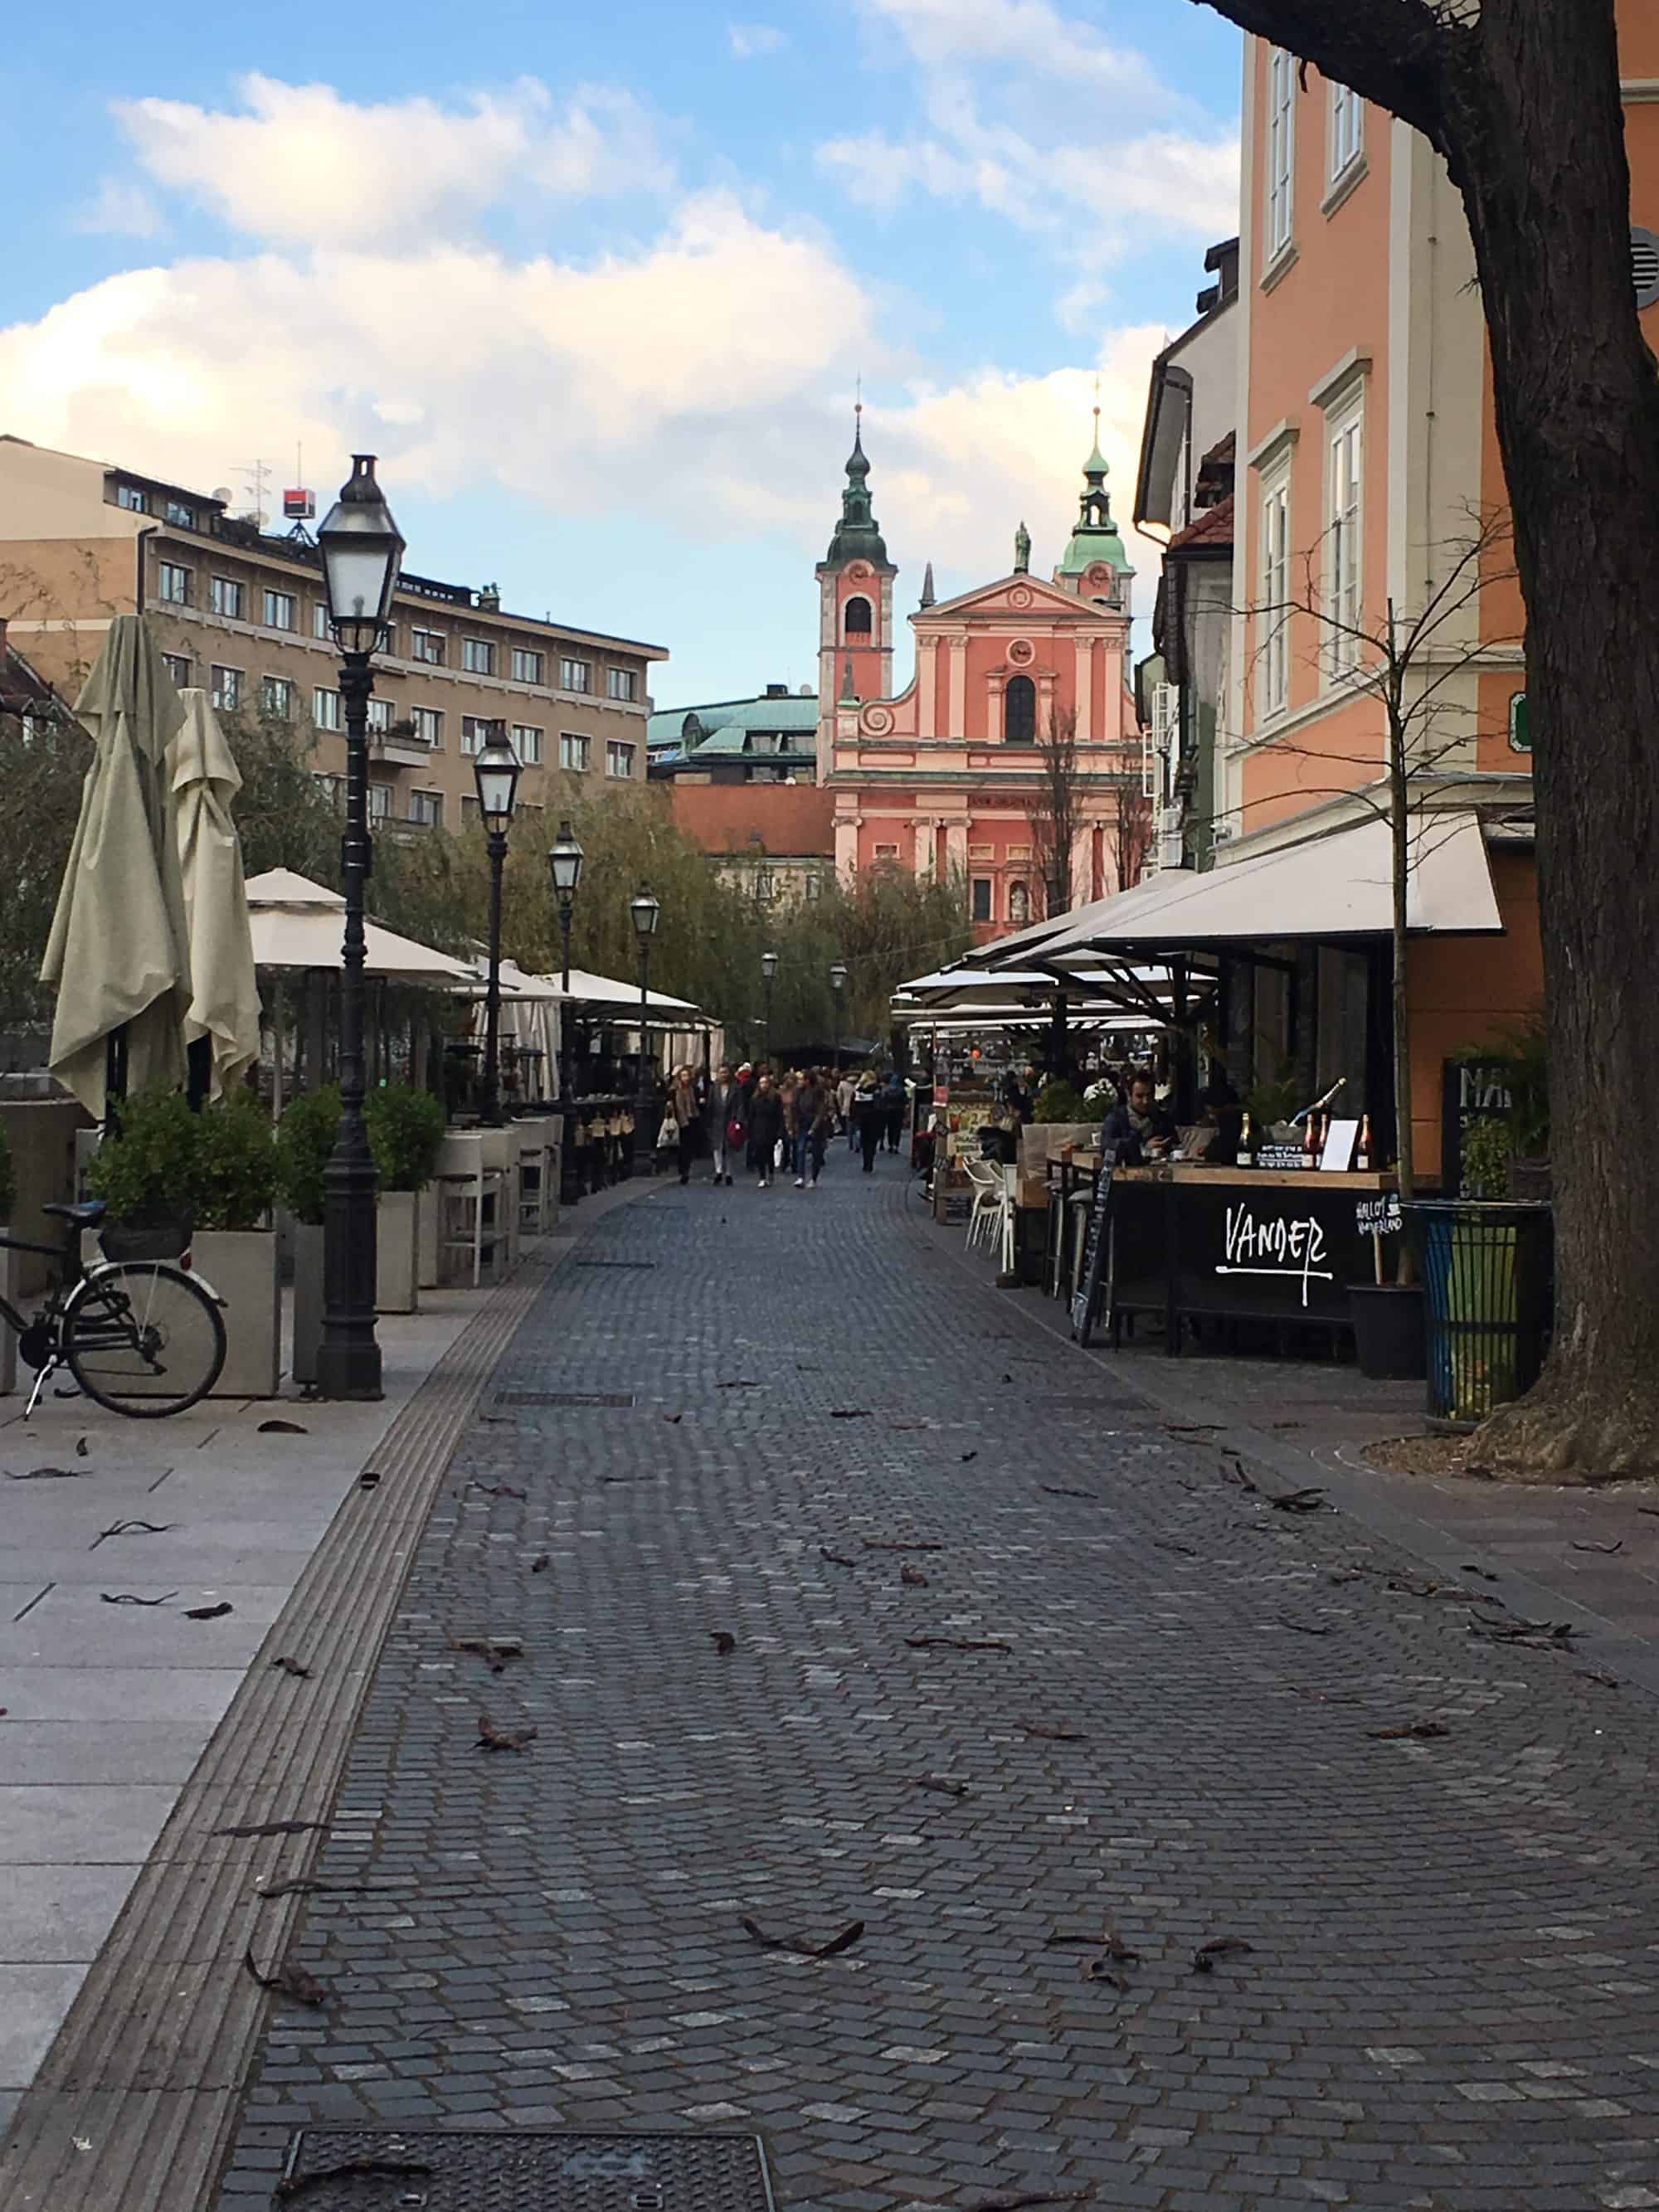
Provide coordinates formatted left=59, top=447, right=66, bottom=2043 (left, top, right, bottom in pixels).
left=44, top=1200, right=108, bottom=1226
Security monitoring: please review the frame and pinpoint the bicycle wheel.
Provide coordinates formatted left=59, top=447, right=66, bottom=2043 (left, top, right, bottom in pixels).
left=65, top=1262, right=226, bottom=1417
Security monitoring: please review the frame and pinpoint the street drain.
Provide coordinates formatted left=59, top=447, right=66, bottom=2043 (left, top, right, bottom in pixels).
left=279, top=2127, right=777, bottom=2210
left=499, top=1391, right=635, bottom=1408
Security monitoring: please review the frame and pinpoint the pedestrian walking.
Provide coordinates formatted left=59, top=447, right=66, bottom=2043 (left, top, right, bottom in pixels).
left=882, top=1069, right=907, bottom=1155
left=706, top=1061, right=745, bottom=1187
left=747, top=1071, right=785, bottom=1188
left=836, top=1067, right=858, bottom=1150
left=791, top=1068, right=830, bottom=1188
left=668, top=1065, right=699, bottom=1186
left=854, top=1071, right=883, bottom=1174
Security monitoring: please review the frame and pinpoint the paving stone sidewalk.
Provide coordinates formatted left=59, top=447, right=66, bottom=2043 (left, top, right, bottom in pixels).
left=213, top=1160, right=1659, bottom=2210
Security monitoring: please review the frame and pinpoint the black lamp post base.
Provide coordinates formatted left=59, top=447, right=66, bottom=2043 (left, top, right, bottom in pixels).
left=314, top=1340, right=383, bottom=1401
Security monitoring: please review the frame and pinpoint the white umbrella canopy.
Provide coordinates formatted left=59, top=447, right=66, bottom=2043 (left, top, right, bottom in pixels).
left=243, top=868, right=477, bottom=984
left=169, top=689, right=261, bottom=1100
left=41, top=615, right=192, bottom=1116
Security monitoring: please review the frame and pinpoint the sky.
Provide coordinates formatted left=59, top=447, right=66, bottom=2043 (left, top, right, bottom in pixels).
left=0, top=0, right=1243, bottom=706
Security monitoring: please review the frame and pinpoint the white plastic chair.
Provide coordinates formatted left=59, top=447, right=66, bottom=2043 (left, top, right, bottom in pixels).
left=963, top=1155, right=1003, bottom=1252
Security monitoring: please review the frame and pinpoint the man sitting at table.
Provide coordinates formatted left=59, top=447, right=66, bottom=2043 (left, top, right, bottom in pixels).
left=1101, top=1067, right=1179, bottom=1164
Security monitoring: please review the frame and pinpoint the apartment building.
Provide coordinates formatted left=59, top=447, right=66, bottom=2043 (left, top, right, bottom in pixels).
left=0, top=437, right=667, bottom=834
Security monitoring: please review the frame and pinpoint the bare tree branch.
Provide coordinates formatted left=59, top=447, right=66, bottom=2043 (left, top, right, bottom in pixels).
left=1187, top=0, right=1461, bottom=153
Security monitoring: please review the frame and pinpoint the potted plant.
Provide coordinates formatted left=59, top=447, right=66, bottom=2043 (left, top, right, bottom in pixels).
left=365, top=1083, right=446, bottom=1314
left=85, top=1091, right=198, bottom=1259
left=192, top=1091, right=280, bottom=1396
left=275, top=1087, right=339, bottom=1387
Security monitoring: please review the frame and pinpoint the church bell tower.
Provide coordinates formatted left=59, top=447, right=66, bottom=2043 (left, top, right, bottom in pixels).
left=815, top=406, right=898, bottom=778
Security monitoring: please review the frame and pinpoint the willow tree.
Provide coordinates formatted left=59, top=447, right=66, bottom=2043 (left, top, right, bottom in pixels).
left=1194, top=0, right=1659, bottom=1480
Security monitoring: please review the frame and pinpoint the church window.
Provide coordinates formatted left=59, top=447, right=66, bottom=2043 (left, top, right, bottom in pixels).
left=971, top=878, right=993, bottom=922
left=844, top=595, right=873, bottom=639
left=1005, top=673, right=1036, bottom=745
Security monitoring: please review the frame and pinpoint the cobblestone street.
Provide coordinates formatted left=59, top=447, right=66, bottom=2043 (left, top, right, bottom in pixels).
left=216, top=1167, right=1659, bottom=2212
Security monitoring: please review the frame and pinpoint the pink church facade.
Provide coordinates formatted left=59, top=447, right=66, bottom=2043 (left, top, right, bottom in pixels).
left=815, top=418, right=1143, bottom=945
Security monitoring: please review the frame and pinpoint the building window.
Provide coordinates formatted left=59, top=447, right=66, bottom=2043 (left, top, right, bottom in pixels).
left=211, top=665, right=242, bottom=712
left=261, top=587, right=295, bottom=630
left=314, top=687, right=343, bottom=732
left=560, top=656, right=591, bottom=694
left=116, top=482, right=148, bottom=513
left=412, top=706, right=444, bottom=748
left=158, top=561, right=191, bottom=605
left=1005, top=673, right=1036, bottom=745
left=511, top=723, right=543, bottom=765
left=210, top=576, right=245, bottom=620
left=164, top=498, right=196, bottom=529
left=804, top=872, right=824, bottom=902
left=511, top=647, right=543, bottom=684
left=1329, top=80, right=1363, bottom=182
left=411, top=626, right=445, bottom=665
left=313, top=601, right=332, bottom=640
left=560, top=732, right=591, bottom=771
left=1259, top=461, right=1292, bottom=717
left=262, top=675, right=294, bottom=718
left=844, top=596, right=873, bottom=639
left=971, top=878, right=993, bottom=922
left=461, top=795, right=480, bottom=826
left=606, top=666, right=639, bottom=702
left=162, top=651, right=192, bottom=688
left=461, top=715, right=492, bottom=755
left=606, top=741, right=635, bottom=779
left=1266, top=46, right=1296, bottom=260
left=462, top=637, right=496, bottom=675
left=1326, top=399, right=1363, bottom=672
left=314, top=771, right=344, bottom=810
left=368, top=784, right=392, bottom=823
left=408, top=789, right=443, bottom=827
left=366, top=698, right=392, bottom=732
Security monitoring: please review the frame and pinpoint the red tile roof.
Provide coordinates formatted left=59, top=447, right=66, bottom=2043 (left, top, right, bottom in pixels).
left=1166, top=494, right=1234, bottom=553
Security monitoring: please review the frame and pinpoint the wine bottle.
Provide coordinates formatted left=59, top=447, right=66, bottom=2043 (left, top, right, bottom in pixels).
left=1355, top=1113, right=1373, bottom=1172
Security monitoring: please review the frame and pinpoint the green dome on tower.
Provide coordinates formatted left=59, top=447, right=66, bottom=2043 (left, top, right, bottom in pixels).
left=1055, top=414, right=1130, bottom=578
left=824, top=409, right=890, bottom=567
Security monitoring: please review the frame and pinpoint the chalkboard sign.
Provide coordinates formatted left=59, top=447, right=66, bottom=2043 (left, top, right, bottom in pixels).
left=1355, top=1193, right=1403, bottom=1237
left=1069, top=1146, right=1121, bottom=1348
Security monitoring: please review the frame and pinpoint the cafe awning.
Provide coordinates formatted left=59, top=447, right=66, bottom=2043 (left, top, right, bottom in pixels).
left=971, top=811, right=1502, bottom=968
left=244, top=868, right=478, bottom=984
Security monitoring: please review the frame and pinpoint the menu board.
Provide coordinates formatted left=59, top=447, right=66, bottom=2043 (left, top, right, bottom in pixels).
left=1069, top=1147, right=1121, bottom=1347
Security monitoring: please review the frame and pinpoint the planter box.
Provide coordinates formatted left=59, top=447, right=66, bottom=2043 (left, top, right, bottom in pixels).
left=1349, top=1283, right=1426, bottom=1380
left=193, top=1228, right=280, bottom=1398
left=418, top=1185, right=440, bottom=1291
left=377, top=1190, right=420, bottom=1314
left=291, top=1221, right=324, bottom=1388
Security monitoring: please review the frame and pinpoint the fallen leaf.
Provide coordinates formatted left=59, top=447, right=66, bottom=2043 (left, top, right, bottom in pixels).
left=530, top=1553, right=551, bottom=1573
left=961, top=1451, right=979, bottom=1463
left=819, top=1546, right=857, bottom=1568
left=243, top=1946, right=327, bottom=2007
left=1469, top=1615, right=1577, bottom=1645
left=911, top=1774, right=969, bottom=1797
left=1154, top=1539, right=1197, bottom=1557
left=900, top=1563, right=930, bottom=1587
left=964, top=2190, right=1093, bottom=2211
left=1268, top=1486, right=1327, bottom=1513
left=468, top=1480, right=526, bottom=1500
left=1581, top=1669, right=1620, bottom=1688
left=1165, top=1422, right=1224, bottom=1434
left=94, top=1519, right=175, bottom=1543
left=1081, top=1957, right=1127, bottom=1987
left=905, top=1634, right=1010, bottom=1653
left=1192, top=1936, right=1253, bottom=1972
left=1460, top=1563, right=1501, bottom=1580
left=275, top=2156, right=434, bottom=2203
left=258, top=1419, right=309, bottom=1435
left=1019, top=1720, right=1087, bottom=1741
left=1277, top=1615, right=1332, bottom=1636
left=862, top=1538, right=944, bottom=1553
left=1220, top=1452, right=1259, bottom=1493
left=1041, top=1485, right=1100, bottom=1501
left=100, top=1590, right=178, bottom=1607
left=214, top=1817, right=328, bottom=1838
left=717, top=1379, right=761, bottom=1390
left=1368, top=1719, right=1450, bottom=1740
left=185, top=1602, right=234, bottom=1621
left=711, top=1630, right=737, bottom=1655
left=8, top=1466, right=81, bottom=1480
left=270, top=1655, right=312, bottom=1679
left=358, top=1471, right=381, bottom=1490
left=1572, top=1538, right=1623, bottom=1554
left=662, top=1413, right=683, bottom=1424
left=830, top=1408, right=871, bottom=1420
left=740, top=1914, right=864, bottom=1959
left=451, top=1636, right=523, bottom=1673
left=75, top=1435, right=89, bottom=1457
left=477, top=1714, right=538, bottom=1752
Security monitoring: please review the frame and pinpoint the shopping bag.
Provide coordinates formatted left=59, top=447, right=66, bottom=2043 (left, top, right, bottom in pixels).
left=656, top=1111, right=677, bottom=1150
left=773, top=1139, right=786, bottom=1168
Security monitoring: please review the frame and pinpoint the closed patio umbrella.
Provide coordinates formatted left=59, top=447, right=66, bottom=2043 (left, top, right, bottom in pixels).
left=41, top=615, right=192, bottom=1116
left=170, top=688, right=260, bottom=1100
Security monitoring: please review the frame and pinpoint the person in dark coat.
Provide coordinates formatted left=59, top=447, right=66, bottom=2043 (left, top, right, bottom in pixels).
left=791, top=1072, right=831, bottom=1187
left=882, top=1071, right=907, bottom=1154
left=706, top=1062, right=745, bottom=1187
left=854, top=1072, right=883, bottom=1174
left=1099, top=1067, right=1178, bottom=1165
left=746, top=1072, right=785, bottom=1189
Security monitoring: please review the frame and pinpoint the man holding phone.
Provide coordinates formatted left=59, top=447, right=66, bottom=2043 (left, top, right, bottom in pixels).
left=1100, top=1067, right=1179, bottom=1164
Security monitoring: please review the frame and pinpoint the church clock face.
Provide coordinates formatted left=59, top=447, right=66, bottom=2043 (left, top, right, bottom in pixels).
left=1087, top=563, right=1113, bottom=588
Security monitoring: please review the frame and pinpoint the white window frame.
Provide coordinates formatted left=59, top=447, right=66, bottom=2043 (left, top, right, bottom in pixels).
left=261, top=675, right=294, bottom=717
left=561, top=657, right=591, bottom=695
left=606, top=666, right=638, bottom=702
left=461, top=715, right=491, bottom=756
left=605, top=740, right=635, bottom=780
left=116, top=482, right=147, bottom=513
left=209, top=576, right=245, bottom=620
left=1329, top=79, right=1363, bottom=184
left=560, top=732, right=591, bottom=772
left=1326, top=393, right=1364, bottom=675
left=411, top=626, right=445, bottom=665
left=313, top=687, right=343, bottom=732
left=461, top=637, right=496, bottom=676
left=408, top=789, right=443, bottom=827
left=1259, top=458, right=1292, bottom=720
left=368, top=784, right=392, bottom=823
left=162, top=651, right=192, bottom=687
left=1266, top=46, right=1296, bottom=263
left=511, top=723, right=543, bottom=766
left=366, top=698, right=393, bottom=732
left=411, top=706, right=444, bottom=748
left=211, top=664, right=242, bottom=712
left=158, top=561, right=191, bottom=605
left=262, top=587, right=295, bottom=631
left=313, top=601, right=332, bottom=640
left=510, top=647, right=543, bottom=684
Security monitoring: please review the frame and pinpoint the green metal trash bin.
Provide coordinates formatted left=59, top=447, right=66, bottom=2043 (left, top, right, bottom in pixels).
left=1403, top=1200, right=1553, bottom=1424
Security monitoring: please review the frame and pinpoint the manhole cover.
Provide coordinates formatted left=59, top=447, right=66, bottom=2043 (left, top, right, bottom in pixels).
left=499, top=1392, right=635, bottom=1409
left=574, top=1260, right=657, bottom=1271
left=280, top=2128, right=776, bottom=2210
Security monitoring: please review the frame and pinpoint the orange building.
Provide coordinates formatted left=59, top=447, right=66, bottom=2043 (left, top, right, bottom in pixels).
left=819, top=415, right=1144, bottom=945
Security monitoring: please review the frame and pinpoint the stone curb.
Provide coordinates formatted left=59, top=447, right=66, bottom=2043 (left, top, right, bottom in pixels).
left=0, top=1190, right=647, bottom=2212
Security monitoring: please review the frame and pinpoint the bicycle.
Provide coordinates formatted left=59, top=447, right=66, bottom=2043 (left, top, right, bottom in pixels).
left=0, top=1200, right=227, bottom=1419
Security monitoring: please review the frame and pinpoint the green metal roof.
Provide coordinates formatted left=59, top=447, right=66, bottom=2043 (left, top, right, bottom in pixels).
left=647, top=693, right=819, bottom=749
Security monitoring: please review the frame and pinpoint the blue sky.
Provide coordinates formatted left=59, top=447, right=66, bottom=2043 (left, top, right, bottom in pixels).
left=1, top=1, right=1242, bottom=703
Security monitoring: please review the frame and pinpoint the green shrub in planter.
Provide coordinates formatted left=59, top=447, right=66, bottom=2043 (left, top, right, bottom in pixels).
left=195, top=1091, right=278, bottom=1230
left=365, top=1084, right=446, bottom=1192
left=275, top=1087, right=341, bottom=1227
left=1459, top=1116, right=1512, bottom=1202
left=1033, top=1079, right=1086, bottom=1124
left=87, top=1091, right=201, bottom=1223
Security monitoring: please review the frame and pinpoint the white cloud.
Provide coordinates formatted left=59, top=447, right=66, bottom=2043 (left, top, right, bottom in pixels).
left=853, top=0, right=1173, bottom=105
left=728, top=22, right=788, bottom=58
left=72, top=178, right=164, bottom=239
left=115, top=74, right=672, bottom=248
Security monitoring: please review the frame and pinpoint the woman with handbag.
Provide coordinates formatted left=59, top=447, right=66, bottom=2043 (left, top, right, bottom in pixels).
left=668, top=1066, right=700, bottom=1185
left=746, top=1072, right=785, bottom=1190
left=706, top=1062, right=745, bottom=1188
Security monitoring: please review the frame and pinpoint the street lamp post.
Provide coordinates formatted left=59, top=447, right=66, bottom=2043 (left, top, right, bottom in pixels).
left=472, top=722, right=522, bottom=1126
left=761, top=948, right=778, bottom=1066
left=315, top=454, right=404, bottom=1402
left=547, top=819, right=584, bottom=1203
left=630, top=884, right=662, bottom=1173
left=829, top=960, right=848, bottom=1077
